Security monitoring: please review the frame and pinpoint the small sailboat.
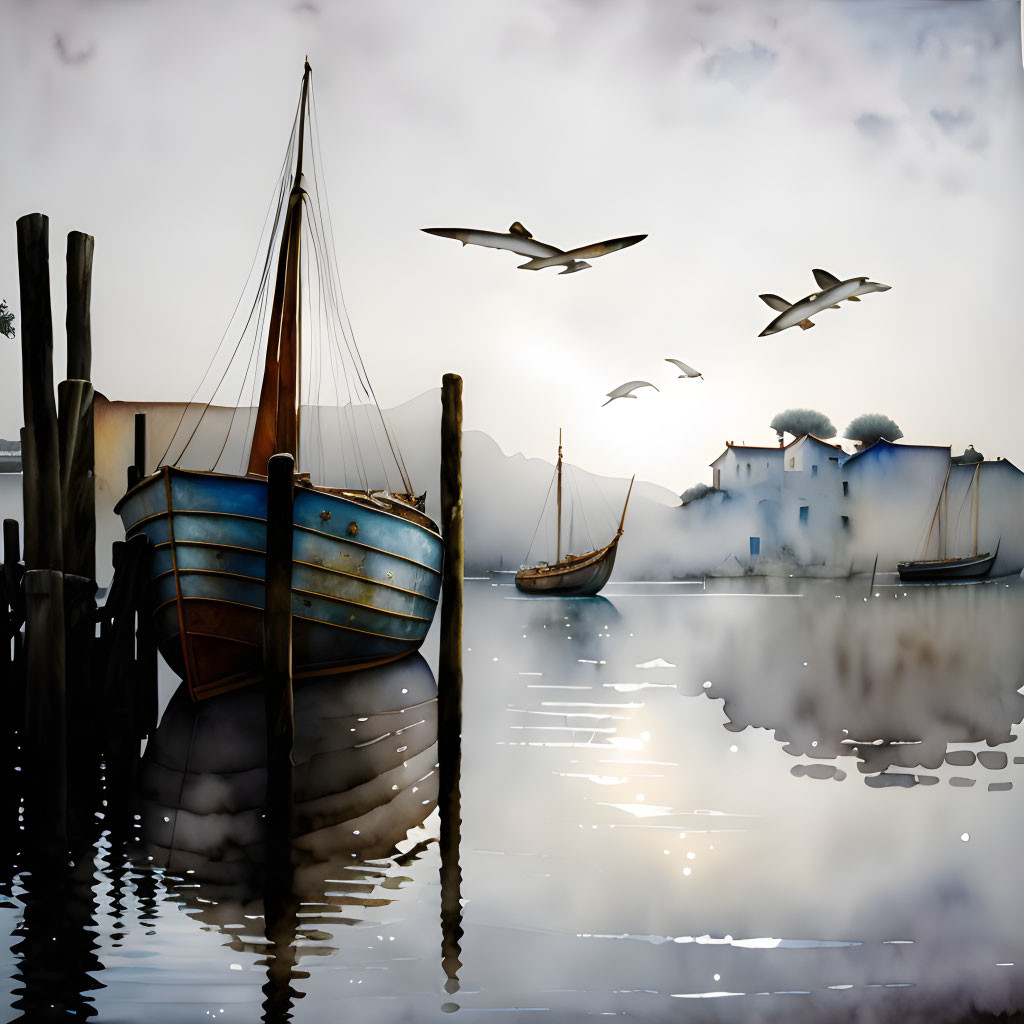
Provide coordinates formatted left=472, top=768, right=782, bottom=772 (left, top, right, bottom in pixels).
left=514, top=431, right=633, bottom=596
left=897, top=462, right=997, bottom=582
left=115, top=61, right=443, bottom=701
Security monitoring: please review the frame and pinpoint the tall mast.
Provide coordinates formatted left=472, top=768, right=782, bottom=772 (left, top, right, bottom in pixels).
left=556, top=429, right=563, bottom=563
left=971, top=462, right=981, bottom=557
left=247, top=59, right=312, bottom=476
left=616, top=475, right=636, bottom=535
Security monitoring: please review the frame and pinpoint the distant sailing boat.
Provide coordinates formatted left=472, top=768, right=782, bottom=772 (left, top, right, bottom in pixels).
left=514, top=431, right=633, bottom=596
left=897, top=462, right=997, bottom=582
left=115, top=61, right=442, bottom=701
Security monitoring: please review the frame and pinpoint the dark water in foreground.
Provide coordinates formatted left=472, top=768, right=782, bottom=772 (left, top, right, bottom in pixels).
left=3, top=574, right=1024, bottom=1022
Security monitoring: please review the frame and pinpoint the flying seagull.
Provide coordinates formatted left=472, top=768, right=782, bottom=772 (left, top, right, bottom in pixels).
left=602, top=380, right=659, bottom=407
left=421, top=221, right=592, bottom=274
left=516, top=234, right=647, bottom=272
left=758, top=271, right=891, bottom=337
left=666, top=358, right=704, bottom=380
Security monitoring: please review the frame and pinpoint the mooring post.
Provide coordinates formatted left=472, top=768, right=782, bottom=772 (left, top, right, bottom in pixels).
left=264, top=452, right=295, bottom=885
left=438, top=372, right=464, bottom=994
left=1, top=520, right=24, bottom=802
left=135, top=538, right=158, bottom=741
left=17, top=213, right=67, bottom=845
left=60, top=229, right=97, bottom=583
left=126, top=409, right=147, bottom=489
left=66, top=230, right=93, bottom=381
left=2, top=519, right=24, bottom=689
left=22, top=570, right=66, bottom=843
left=17, top=214, right=64, bottom=575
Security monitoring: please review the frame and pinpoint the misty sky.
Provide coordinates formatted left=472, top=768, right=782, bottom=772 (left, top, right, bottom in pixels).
left=1, top=0, right=1022, bottom=494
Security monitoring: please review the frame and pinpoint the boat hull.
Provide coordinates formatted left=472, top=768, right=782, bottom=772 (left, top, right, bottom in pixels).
left=514, top=538, right=619, bottom=597
left=896, top=551, right=995, bottom=582
left=116, top=466, right=443, bottom=701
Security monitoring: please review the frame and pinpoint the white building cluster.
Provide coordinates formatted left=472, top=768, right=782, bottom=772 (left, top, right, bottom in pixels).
left=679, top=435, right=1024, bottom=578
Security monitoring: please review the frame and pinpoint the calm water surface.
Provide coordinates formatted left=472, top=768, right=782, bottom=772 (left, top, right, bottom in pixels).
left=3, top=575, right=1024, bottom=1022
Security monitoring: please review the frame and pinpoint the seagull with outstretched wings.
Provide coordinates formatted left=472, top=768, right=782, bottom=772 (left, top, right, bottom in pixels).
left=422, top=221, right=646, bottom=275
left=602, top=381, right=659, bottom=407
left=422, top=221, right=592, bottom=274
left=666, top=358, right=704, bottom=380
left=758, top=270, right=891, bottom=337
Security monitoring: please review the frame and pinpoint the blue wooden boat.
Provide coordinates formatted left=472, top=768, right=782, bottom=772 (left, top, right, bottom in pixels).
left=115, top=61, right=442, bottom=700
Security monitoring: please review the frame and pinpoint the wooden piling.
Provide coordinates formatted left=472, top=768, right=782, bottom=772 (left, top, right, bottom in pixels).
left=22, top=569, right=66, bottom=843
left=16, top=214, right=63, bottom=575
left=60, top=231, right=97, bottom=584
left=58, top=382, right=96, bottom=581
left=1, top=519, right=22, bottom=687
left=127, top=412, right=147, bottom=490
left=18, top=213, right=67, bottom=844
left=438, top=373, right=464, bottom=993
left=263, top=452, right=295, bottom=880
left=58, top=377, right=98, bottom=738
left=135, top=569, right=159, bottom=741
left=65, top=232, right=94, bottom=382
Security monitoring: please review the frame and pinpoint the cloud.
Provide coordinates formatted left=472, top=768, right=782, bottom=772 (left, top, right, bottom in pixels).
left=702, top=41, right=778, bottom=89
left=854, top=112, right=898, bottom=143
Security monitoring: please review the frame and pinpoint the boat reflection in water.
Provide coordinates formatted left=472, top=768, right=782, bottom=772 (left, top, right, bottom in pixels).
left=139, top=653, right=442, bottom=1017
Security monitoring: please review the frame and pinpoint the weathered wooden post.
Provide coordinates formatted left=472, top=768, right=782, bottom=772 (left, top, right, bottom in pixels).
left=2, top=519, right=24, bottom=689
left=264, top=452, right=295, bottom=884
left=22, top=570, right=66, bottom=842
left=17, top=214, right=64, bottom=576
left=1, top=519, right=25, bottom=862
left=59, top=233, right=98, bottom=756
left=135, top=560, right=159, bottom=741
left=60, top=230, right=96, bottom=583
left=1, top=520, right=17, bottom=686
left=17, top=213, right=67, bottom=844
left=127, top=412, right=146, bottom=489
left=438, top=373, right=464, bottom=995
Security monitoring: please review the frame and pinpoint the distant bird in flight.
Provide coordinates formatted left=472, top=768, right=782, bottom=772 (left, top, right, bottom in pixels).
left=758, top=270, right=891, bottom=337
left=665, top=358, right=704, bottom=380
left=421, top=221, right=645, bottom=275
left=602, top=381, right=659, bottom=407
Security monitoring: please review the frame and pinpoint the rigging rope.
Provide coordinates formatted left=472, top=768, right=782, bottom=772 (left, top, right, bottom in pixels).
left=159, top=100, right=300, bottom=469
left=159, top=75, right=417, bottom=500
left=523, top=471, right=557, bottom=565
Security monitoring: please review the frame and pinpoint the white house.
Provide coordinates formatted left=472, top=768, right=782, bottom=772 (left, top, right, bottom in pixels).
left=681, top=435, right=1024, bottom=578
